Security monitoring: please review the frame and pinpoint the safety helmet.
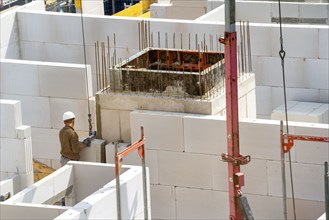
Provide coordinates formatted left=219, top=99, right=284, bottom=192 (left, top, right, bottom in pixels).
left=63, top=111, right=75, bottom=121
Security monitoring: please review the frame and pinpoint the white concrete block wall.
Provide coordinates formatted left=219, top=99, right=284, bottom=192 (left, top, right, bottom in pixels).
left=0, top=99, right=34, bottom=191
left=0, top=59, right=40, bottom=96
left=0, top=175, right=20, bottom=195
left=176, top=187, right=229, bottom=219
left=0, top=203, right=68, bottom=220
left=0, top=8, right=20, bottom=59
left=131, top=111, right=185, bottom=152
left=150, top=185, right=176, bottom=219
left=305, top=59, right=329, bottom=90
left=0, top=60, right=96, bottom=162
left=131, top=111, right=328, bottom=219
left=158, top=151, right=213, bottom=189
left=319, top=28, right=329, bottom=59
left=1, top=94, right=51, bottom=128
left=184, top=115, right=227, bottom=155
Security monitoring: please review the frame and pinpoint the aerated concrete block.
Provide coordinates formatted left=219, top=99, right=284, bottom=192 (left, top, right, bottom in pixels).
left=0, top=138, right=33, bottom=174
left=131, top=111, right=185, bottom=152
left=119, top=110, right=132, bottom=143
left=80, top=139, right=106, bottom=163
left=271, top=2, right=299, bottom=18
left=239, top=95, right=248, bottom=118
left=287, top=198, right=325, bottom=220
left=16, top=125, right=31, bottom=140
left=247, top=89, right=257, bottom=118
left=150, top=185, right=176, bottom=219
left=31, top=128, right=60, bottom=160
left=294, top=124, right=329, bottom=165
left=0, top=10, right=19, bottom=47
left=0, top=60, right=40, bottom=96
left=305, top=59, right=329, bottom=90
left=268, top=161, right=324, bottom=201
left=271, top=87, right=320, bottom=113
left=271, top=26, right=318, bottom=59
left=50, top=98, right=91, bottom=131
left=256, top=86, right=272, bottom=116
left=236, top=2, right=271, bottom=23
left=245, top=193, right=284, bottom=219
left=0, top=203, right=68, bottom=220
left=248, top=25, right=272, bottom=56
left=19, top=171, right=34, bottom=190
left=100, top=109, right=121, bottom=143
left=300, top=4, right=328, bottom=19
left=158, top=151, right=212, bottom=189
left=39, top=64, right=92, bottom=99
left=241, top=159, right=267, bottom=196
left=211, top=155, right=228, bottom=191
left=319, top=28, right=329, bottom=59
left=106, top=143, right=159, bottom=184
left=176, top=187, right=229, bottom=219
left=0, top=100, right=22, bottom=139
left=184, top=115, right=227, bottom=155
left=239, top=119, right=281, bottom=160
left=1, top=94, right=51, bottom=128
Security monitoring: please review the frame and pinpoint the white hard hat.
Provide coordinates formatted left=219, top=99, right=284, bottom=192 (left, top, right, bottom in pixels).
left=63, top=111, right=75, bottom=121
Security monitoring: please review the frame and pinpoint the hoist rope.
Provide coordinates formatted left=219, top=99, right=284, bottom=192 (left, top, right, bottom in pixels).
left=278, top=0, right=296, bottom=219
left=79, top=5, right=93, bottom=135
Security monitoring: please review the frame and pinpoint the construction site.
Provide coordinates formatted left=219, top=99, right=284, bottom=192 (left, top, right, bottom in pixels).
left=0, top=0, right=328, bottom=219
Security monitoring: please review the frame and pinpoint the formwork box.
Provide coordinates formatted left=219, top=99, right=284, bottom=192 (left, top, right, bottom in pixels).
left=150, top=185, right=176, bottom=219
left=111, top=47, right=224, bottom=98
left=158, top=151, right=212, bottom=189
left=176, top=187, right=229, bottom=219
left=0, top=60, right=40, bottom=96
left=0, top=100, right=22, bottom=139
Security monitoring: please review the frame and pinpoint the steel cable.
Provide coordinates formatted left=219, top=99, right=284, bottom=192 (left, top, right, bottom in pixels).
left=278, top=0, right=296, bottom=219
left=80, top=5, right=93, bottom=135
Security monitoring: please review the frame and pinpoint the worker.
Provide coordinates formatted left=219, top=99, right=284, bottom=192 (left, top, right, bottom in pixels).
left=59, top=111, right=91, bottom=166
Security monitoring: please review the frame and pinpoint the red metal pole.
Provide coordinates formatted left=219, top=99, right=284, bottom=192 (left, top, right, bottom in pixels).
left=224, top=31, right=242, bottom=220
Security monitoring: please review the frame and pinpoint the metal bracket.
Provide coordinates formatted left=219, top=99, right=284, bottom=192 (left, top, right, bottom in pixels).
left=221, top=153, right=251, bottom=166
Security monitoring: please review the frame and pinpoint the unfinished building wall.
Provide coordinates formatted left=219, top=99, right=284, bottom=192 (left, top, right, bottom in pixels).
left=11, top=3, right=328, bottom=119
left=0, top=100, right=34, bottom=192
left=0, top=59, right=94, bottom=170
left=129, top=110, right=328, bottom=219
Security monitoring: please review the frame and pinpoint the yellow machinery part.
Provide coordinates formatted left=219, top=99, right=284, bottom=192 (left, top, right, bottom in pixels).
left=114, top=0, right=152, bottom=17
